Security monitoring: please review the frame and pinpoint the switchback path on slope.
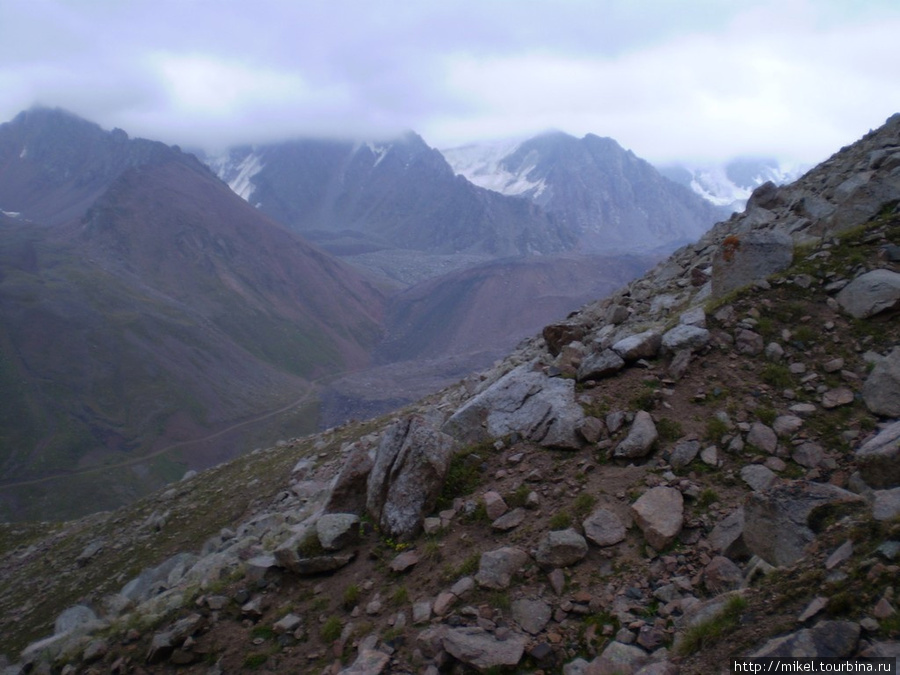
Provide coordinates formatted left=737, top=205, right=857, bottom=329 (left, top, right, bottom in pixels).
left=0, top=388, right=317, bottom=490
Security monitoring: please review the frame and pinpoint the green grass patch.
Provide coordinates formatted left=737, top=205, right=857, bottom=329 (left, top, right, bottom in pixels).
left=704, top=417, right=730, bottom=443
left=675, top=594, right=748, bottom=656
left=656, top=418, right=684, bottom=442
left=549, top=511, right=573, bottom=530
left=320, top=616, right=343, bottom=643
left=437, top=442, right=492, bottom=509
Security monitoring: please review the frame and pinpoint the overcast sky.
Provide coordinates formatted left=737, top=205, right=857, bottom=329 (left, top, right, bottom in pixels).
left=2, top=0, right=899, bottom=165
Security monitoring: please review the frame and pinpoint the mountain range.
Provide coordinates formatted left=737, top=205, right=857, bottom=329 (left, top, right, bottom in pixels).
left=2, top=111, right=899, bottom=674
left=2, top=107, right=731, bottom=521
left=0, top=108, right=385, bottom=519
left=442, top=132, right=729, bottom=252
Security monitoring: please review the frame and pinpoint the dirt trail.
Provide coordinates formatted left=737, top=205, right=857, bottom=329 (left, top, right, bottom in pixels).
left=0, top=388, right=316, bottom=490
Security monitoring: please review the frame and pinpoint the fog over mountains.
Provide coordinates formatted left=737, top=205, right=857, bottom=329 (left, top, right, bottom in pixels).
left=0, top=106, right=749, bottom=520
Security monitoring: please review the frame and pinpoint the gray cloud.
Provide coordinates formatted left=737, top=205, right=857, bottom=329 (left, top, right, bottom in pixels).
left=2, top=0, right=899, bottom=163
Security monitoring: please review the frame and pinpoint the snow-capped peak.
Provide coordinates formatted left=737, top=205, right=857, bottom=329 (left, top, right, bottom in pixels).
left=441, top=139, right=548, bottom=199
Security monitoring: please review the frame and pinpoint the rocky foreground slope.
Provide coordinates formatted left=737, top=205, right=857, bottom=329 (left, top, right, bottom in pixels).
left=2, top=115, right=900, bottom=674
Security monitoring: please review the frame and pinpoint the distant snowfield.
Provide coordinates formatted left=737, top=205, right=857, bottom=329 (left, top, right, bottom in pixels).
left=207, top=151, right=264, bottom=202
left=441, top=140, right=549, bottom=199
left=443, top=139, right=807, bottom=213
left=659, top=159, right=808, bottom=212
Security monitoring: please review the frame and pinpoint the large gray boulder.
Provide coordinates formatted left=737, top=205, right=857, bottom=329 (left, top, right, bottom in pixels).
left=661, top=324, right=710, bottom=355
left=711, top=229, right=794, bottom=299
left=631, top=487, right=683, bottom=550
left=578, top=349, right=626, bottom=382
left=316, top=514, right=360, bottom=551
left=512, top=598, right=552, bottom=635
left=856, top=420, right=900, bottom=488
left=862, top=348, right=900, bottom=417
left=614, top=411, right=659, bottom=459
left=535, top=529, right=589, bottom=568
left=442, top=363, right=585, bottom=449
left=709, top=507, right=748, bottom=559
left=583, top=508, right=627, bottom=547
left=743, top=481, right=866, bottom=566
left=367, top=416, right=458, bottom=540
left=324, top=442, right=374, bottom=514
left=837, top=269, right=900, bottom=318
left=585, top=640, right=649, bottom=675
left=442, top=627, right=527, bottom=671
left=475, top=547, right=529, bottom=589
left=750, top=620, right=860, bottom=658
left=611, top=331, right=662, bottom=362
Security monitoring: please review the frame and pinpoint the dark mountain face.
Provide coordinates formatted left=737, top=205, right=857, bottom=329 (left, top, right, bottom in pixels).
left=0, top=109, right=386, bottom=520
left=498, top=132, right=729, bottom=252
left=210, top=134, right=576, bottom=256
left=0, top=108, right=180, bottom=226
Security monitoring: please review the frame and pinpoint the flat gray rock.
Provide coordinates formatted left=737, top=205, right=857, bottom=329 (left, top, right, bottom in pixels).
left=750, top=620, right=860, bottom=658
left=661, top=324, right=710, bottom=355
left=475, top=547, right=529, bottom=589
left=741, top=464, right=777, bottom=492
left=711, top=229, right=794, bottom=299
left=578, top=348, right=626, bottom=382
left=535, top=528, right=588, bottom=567
left=612, top=330, right=662, bottom=362
left=442, top=627, right=527, bottom=670
left=744, top=481, right=865, bottom=566
left=873, top=488, right=900, bottom=521
left=316, top=513, right=360, bottom=551
left=670, top=439, right=700, bottom=470
left=512, top=598, right=552, bottom=635
left=836, top=269, right=900, bottom=318
left=443, top=363, right=585, bottom=450
left=492, top=507, right=526, bottom=531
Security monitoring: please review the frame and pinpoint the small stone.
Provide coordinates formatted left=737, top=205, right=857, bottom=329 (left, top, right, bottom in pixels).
left=390, top=550, right=421, bottom=573
left=741, top=464, right=777, bottom=492
left=274, top=613, right=302, bottom=634
left=413, top=600, right=432, bottom=624
left=548, top=568, right=566, bottom=596
left=873, top=598, right=897, bottom=620
left=825, top=540, right=853, bottom=570
left=492, top=508, right=526, bottom=531
left=773, top=415, right=804, bottom=438
left=822, top=388, right=855, bottom=409
left=746, top=423, right=778, bottom=454
left=433, top=592, right=456, bottom=616
left=700, top=446, right=719, bottom=467
left=483, top=491, right=509, bottom=520
left=798, top=597, right=828, bottom=622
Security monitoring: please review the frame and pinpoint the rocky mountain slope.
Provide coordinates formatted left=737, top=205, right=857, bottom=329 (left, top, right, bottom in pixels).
left=0, top=109, right=386, bottom=522
left=442, top=132, right=728, bottom=253
left=2, top=113, right=899, bottom=674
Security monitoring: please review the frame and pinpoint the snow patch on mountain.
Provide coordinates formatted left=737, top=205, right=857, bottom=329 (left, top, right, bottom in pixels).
left=442, top=140, right=548, bottom=199
left=207, top=151, right=264, bottom=202
left=658, top=158, right=808, bottom=212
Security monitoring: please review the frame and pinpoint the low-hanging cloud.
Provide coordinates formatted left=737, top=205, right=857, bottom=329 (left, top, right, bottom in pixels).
left=1, top=0, right=899, bottom=163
